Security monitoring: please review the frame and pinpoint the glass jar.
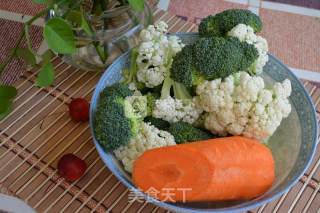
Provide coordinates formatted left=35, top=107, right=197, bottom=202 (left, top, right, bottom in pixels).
left=49, top=1, right=152, bottom=71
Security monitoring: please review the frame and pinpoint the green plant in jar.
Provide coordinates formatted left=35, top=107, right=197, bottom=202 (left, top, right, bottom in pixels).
left=0, top=0, right=152, bottom=119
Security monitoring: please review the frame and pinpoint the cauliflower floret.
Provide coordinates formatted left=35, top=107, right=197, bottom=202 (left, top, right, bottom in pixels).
left=197, top=72, right=292, bottom=141
left=137, top=66, right=166, bottom=88
left=228, top=24, right=269, bottom=74
left=114, top=122, right=176, bottom=172
left=152, top=96, right=203, bottom=124
left=136, top=21, right=184, bottom=88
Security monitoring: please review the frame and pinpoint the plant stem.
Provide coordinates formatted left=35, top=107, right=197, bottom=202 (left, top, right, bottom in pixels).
left=24, top=25, right=39, bottom=57
left=93, top=41, right=107, bottom=64
left=99, top=0, right=109, bottom=63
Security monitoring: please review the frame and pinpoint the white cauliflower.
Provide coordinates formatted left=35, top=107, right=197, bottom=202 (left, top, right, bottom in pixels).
left=114, top=122, right=176, bottom=173
left=136, top=21, right=184, bottom=88
left=227, top=24, right=268, bottom=75
left=152, top=96, right=203, bottom=124
left=196, top=72, right=292, bottom=141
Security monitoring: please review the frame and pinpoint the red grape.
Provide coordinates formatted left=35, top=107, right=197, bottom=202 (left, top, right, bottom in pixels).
left=68, top=98, right=89, bottom=122
left=57, top=154, right=87, bottom=181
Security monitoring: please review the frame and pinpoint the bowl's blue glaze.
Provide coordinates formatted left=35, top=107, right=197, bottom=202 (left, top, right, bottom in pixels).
left=89, top=33, right=318, bottom=212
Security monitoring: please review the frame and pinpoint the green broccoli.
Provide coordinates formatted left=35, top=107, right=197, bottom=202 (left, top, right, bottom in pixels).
left=170, top=45, right=205, bottom=88
left=144, top=116, right=170, bottom=130
left=100, top=82, right=133, bottom=101
left=94, top=84, right=140, bottom=151
left=239, top=40, right=260, bottom=71
left=199, top=9, right=262, bottom=37
left=170, top=37, right=258, bottom=87
left=168, top=121, right=214, bottom=144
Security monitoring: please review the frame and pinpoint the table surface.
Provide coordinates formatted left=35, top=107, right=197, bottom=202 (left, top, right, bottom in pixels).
left=0, top=0, right=320, bottom=213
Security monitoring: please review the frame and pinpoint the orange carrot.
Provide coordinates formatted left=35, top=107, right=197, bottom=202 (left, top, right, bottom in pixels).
left=133, top=136, right=275, bottom=202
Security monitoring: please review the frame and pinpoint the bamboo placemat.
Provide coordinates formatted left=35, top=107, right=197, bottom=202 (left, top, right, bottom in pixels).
left=0, top=8, right=320, bottom=213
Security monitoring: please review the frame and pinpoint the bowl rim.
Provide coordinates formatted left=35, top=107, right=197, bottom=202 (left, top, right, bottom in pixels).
left=89, top=33, right=318, bottom=213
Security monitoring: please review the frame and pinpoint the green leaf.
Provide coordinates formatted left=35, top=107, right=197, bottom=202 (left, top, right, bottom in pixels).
left=128, top=0, right=144, bottom=12
left=81, top=12, right=93, bottom=36
left=0, top=85, right=17, bottom=100
left=0, top=101, right=12, bottom=120
left=16, top=48, right=36, bottom=66
left=44, top=18, right=76, bottom=54
left=0, top=99, right=11, bottom=114
left=36, top=62, right=55, bottom=87
left=66, top=10, right=82, bottom=26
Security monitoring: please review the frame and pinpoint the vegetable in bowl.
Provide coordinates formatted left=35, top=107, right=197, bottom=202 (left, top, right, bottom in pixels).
left=94, top=8, right=289, bottom=171
left=90, top=9, right=318, bottom=210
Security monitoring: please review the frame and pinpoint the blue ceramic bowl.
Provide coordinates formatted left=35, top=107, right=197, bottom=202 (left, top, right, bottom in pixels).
left=90, top=33, right=318, bottom=212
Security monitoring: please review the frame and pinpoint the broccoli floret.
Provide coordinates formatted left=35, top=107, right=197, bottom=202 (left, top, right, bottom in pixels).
left=168, top=121, right=214, bottom=144
left=144, top=116, right=170, bottom=130
left=100, top=83, right=133, bottom=102
left=193, top=37, right=258, bottom=80
left=170, top=37, right=258, bottom=88
left=170, top=45, right=205, bottom=88
left=94, top=83, right=141, bottom=151
left=199, top=9, right=262, bottom=37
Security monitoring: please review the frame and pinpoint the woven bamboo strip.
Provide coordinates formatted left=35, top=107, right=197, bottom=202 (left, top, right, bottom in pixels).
left=271, top=192, right=289, bottom=212
left=0, top=71, right=99, bottom=183
left=136, top=202, right=148, bottom=213
left=40, top=155, right=102, bottom=211
left=7, top=56, right=60, bottom=101
left=107, top=189, right=129, bottom=211
left=73, top=173, right=114, bottom=213
left=0, top=64, right=74, bottom=134
left=14, top=125, right=90, bottom=194
left=1, top=81, right=95, bottom=184
left=0, top=69, right=83, bottom=157
left=7, top=77, right=96, bottom=189
left=0, top=116, right=78, bottom=182
left=287, top=156, right=320, bottom=212
left=26, top=137, right=95, bottom=202
left=32, top=146, right=97, bottom=207
left=167, top=17, right=181, bottom=31
left=300, top=174, right=320, bottom=189
left=301, top=182, right=320, bottom=213
left=0, top=134, right=106, bottom=212
left=151, top=206, right=160, bottom=213
left=57, top=165, right=107, bottom=212
left=3, top=80, right=99, bottom=207
left=90, top=181, right=122, bottom=212
left=8, top=59, right=63, bottom=107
